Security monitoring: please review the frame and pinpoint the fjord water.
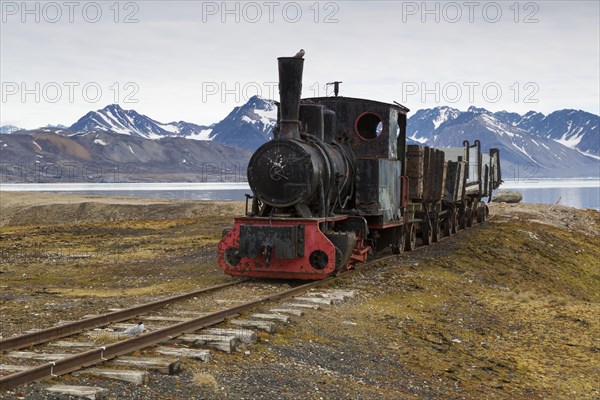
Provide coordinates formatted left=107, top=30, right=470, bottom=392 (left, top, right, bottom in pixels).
left=1, top=180, right=599, bottom=211
left=499, top=179, right=599, bottom=211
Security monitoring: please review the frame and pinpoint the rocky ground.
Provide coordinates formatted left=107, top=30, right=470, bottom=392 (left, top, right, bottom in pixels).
left=0, top=192, right=598, bottom=399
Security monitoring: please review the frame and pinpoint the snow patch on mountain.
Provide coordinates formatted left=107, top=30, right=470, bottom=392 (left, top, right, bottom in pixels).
left=186, top=128, right=213, bottom=141
left=0, top=125, right=22, bottom=134
left=408, top=135, right=429, bottom=144
left=555, top=122, right=585, bottom=148
left=578, top=150, right=600, bottom=160
left=433, top=107, right=453, bottom=129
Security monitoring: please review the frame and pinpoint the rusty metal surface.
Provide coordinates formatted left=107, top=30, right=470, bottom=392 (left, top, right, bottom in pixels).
left=239, top=224, right=305, bottom=259
left=488, top=148, right=502, bottom=190
left=0, top=281, right=243, bottom=354
left=355, top=158, right=401, bottom=223
left=277, top=57, right=304, bottom=140
left=406, top=145, right=424, bottom=199
left=444, top=161, right=459, bottom=203
left=303, top=97, right=407, bottom=159
left=219, top=217, right=341, bottom=279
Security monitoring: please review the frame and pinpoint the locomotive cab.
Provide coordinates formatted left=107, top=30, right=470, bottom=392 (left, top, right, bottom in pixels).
left=303, top=97, right=410, bottom=225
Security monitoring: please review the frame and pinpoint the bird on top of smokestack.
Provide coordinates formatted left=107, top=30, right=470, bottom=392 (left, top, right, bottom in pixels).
left=294, top=49, right=305, bottom=58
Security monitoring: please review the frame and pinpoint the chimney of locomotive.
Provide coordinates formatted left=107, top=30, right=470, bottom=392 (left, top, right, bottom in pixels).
left=277, top=57, right=304, bottom=140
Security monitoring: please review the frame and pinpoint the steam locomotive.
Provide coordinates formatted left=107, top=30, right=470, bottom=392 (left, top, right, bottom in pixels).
left=218, top=55, right=502, bottom=279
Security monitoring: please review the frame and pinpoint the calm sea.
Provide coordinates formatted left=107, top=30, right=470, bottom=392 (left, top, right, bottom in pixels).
left=498, top=179, right=599, bottom=211
left=1, top=180, right=598, bottom=211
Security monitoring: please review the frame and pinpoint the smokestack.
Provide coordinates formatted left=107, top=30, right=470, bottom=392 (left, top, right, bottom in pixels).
left=277, top=57, right=304, bottom=140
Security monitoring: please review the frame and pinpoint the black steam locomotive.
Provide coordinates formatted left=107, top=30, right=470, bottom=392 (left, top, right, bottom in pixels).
left=218, top=55, right=502, bottom=279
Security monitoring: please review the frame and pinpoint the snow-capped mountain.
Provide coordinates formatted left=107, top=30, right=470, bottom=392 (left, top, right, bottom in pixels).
left=0, top=125, right=22, bottom=134
left=433, top=112, right=596, bottom=174
left=407, top=107, right=599, bottom=177
left=408, top=106, right=461, bottom=144
left=410, top=107, right=599, bottom=155
left=69, top=104, right=212, bottom=140
left=209, top=95, right=277, bottom=150
left=504, top=109, right=598, bottom=156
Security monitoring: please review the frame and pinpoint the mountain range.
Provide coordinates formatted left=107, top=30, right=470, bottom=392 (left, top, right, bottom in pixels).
left=407, top=106, right=598, bottom=178
left=0, top=129, right=252, bottom=183
left=1, top=99, right=598, bottom=181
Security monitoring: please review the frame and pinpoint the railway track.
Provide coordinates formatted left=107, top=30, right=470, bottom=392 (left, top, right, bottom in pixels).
left=0, top=223, right=478, bottom=393
left=0, top=280, right=246, bottom=353
left=0, top=265, right=383, bottom=391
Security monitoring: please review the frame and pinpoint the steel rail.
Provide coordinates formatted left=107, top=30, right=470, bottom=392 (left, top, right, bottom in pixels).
left=0, top=276, right=338, bottom=391
left=0, top=280, right=246, bottom=353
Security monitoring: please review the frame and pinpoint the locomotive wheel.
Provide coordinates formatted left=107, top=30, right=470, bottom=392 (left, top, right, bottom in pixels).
left=334, top=247, right=344, bottom=272
left=476, top=205, right=486, bottom=223
left=451, top=213, right=459, bottom=234
left=391, top=228, right=404, bottom=255
left=466, top=208, right=474, bottom=227
left=432, top=219, right=442, bottom=242
left=404, top=224, right=416, bottom=251
left=421, top=221, right=433, bottom=246
left=443, top=218, right=451, bottom=237
left=459, top=212, right=467, bottom=230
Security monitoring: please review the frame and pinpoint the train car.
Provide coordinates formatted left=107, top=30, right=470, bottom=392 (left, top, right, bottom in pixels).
left=218, top=54, right=501, bottom=280
left=442, top=141, right=502, bottom=228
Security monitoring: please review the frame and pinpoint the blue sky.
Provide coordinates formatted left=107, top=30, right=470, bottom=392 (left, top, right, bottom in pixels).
left=1, top=0, right=599, bottom=128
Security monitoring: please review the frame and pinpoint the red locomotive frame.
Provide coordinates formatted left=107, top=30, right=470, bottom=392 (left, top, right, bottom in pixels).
left=218, top=215, right=369, bottom=280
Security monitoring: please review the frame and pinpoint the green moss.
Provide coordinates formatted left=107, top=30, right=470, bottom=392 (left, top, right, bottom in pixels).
left=337, top=219, right=600, bottom=398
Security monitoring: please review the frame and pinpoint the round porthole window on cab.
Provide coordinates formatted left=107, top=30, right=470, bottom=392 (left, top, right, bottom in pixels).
left=355, top=112, right=383, bottom=140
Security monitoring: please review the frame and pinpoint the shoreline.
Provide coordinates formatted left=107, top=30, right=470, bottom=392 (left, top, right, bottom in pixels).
left=1, top=190, right=598, bottom=228
left=2, top=178, right=598, bottom=212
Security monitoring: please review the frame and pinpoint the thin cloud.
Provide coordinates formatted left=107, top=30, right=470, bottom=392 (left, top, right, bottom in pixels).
left=1, top=1, right=598, bottom=128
